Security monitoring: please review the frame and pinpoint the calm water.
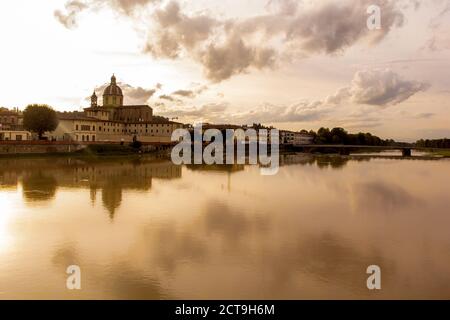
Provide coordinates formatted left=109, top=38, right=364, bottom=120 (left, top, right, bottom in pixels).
left=0, top=154, right=449, bottom=299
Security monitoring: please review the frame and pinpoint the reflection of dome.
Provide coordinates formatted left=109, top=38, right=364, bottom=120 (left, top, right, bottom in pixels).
left=102, top=181, right=122, bottom=220
left=103, top=74, right=123, bottom=107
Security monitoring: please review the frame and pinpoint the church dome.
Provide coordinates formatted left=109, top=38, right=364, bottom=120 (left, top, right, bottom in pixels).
left=103, top=75, right=123, bottom=96
left=103, top=74, right=123, bottom=107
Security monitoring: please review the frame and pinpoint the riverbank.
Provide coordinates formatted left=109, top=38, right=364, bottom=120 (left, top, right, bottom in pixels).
left=431, top=150, right=450, bottom=157
left=0, top=143, right=169, bottom=159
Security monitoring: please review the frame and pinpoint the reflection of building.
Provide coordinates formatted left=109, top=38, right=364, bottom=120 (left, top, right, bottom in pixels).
left=50, top=75, right=183, bottom=143
left=0, top=157, right=182, bottom=218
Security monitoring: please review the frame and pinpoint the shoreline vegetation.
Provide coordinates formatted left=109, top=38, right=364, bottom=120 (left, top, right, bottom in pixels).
left=0, top=143, right=449, bottom=160
left=1, top=125, right=449, bottom=158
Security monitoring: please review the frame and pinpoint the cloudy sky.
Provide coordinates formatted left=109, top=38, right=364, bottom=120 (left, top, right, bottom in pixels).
left=0, top=0, right=449, bottom=141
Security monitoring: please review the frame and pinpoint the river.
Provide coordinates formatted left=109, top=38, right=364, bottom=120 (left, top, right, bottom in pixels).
left=0, top=154, right=449, bottom=299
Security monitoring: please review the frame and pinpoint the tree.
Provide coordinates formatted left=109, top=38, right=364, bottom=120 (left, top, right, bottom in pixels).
left=23, top=104, right=58, bottom=139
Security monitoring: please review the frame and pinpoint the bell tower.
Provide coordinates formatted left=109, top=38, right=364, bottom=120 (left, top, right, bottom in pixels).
left=91, top=91, right=98, bottom=108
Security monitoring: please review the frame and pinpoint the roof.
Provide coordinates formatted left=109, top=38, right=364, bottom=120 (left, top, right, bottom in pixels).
left=84, top=105, right=152, bottom=111
left=120, top=116, right=181, bottom=125
left=57, top=112, right=99, bottom=121
left=57, top=112, right=181, bottom=125
left=0, top=110, right=19, bottom=116
left=103, top=83, right=123, bottom=96
left=103, top=75, right=123, bottom=96
left=115, top=105, right=152, bottom=109
left=202, top=124, right=244, bottom=130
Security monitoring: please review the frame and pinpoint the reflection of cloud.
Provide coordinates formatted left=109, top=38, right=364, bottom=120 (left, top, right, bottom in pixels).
left=105, top=263, right=168, bottom=299
left=52, top=243, right=80, bottom=267
left=280, top=232, right=394, bottom=292
left=140, top=198, right=394, bottom=296
left=52, top=243, right=169, bottom=299
left=353, top=181, right=422, bottom=212
left=203, top=202, right=250, bottom=242
left=152, top=224, right=208, bottom=273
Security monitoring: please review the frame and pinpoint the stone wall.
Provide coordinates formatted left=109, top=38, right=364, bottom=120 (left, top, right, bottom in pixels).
left=0, top=141, right=173, bottom=155
left=0, top=142, right=86, bottom=155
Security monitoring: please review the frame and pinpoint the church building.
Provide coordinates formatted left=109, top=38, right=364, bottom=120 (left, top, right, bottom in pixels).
left=51, top=75, right=182, bottom=143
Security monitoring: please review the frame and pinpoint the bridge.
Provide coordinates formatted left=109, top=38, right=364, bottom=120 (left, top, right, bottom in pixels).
left=292, top=144, right=439, bottom=157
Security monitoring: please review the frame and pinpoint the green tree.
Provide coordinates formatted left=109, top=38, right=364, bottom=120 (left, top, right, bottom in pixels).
left=23, top=104, right=58, bottom=139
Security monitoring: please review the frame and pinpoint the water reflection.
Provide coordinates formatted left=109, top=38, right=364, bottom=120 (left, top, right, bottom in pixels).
left=0, top=157, right=182, bottom=218
left=22, top=171, right=58, bottom=202
left=0, top=154, right=449, bottom=299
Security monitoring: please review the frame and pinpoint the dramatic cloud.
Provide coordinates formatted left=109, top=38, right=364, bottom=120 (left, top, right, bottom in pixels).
left=55, top=0, right=161, bottom=28
left=283, top=0, right=404, bottom=54
left=144, top=1, right=218, bottom=58
left=145, top=0, right=407, bottom=81
left=172, top=90, right=195, bottom=98
left=110, top=0, right=161, bottom=14
left=159, top=94, right=174, bottom=101
left=90, top=81, right=159, bottom=104
left=326, top=69, right=430, bottom=106
left=232, top=102, right=331, bottom=124
left=171, top=84, right=207, bottom=99
left=54, top=0, right=88, bottom=29
left=57, top=0, right=409, bottom=82
left=157, top=68, right=429, bottom=124
left=121, top=84, right=156, bottom=102
left=420, top=0, right=450, bottom=51
left=156, top=103, right=230, bottom=123
left=199, top=35, right=276, bottom=82
left=157, top=100, right=331, bottom=124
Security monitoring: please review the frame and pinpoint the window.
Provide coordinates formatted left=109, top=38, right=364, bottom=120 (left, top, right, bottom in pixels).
left=16, top=135, right=22, bottom=141
left=76, top=125, right=79, bottom=130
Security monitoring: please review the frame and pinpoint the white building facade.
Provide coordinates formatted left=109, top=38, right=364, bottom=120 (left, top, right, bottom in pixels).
left=50, top=75, right=182, bottom=143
